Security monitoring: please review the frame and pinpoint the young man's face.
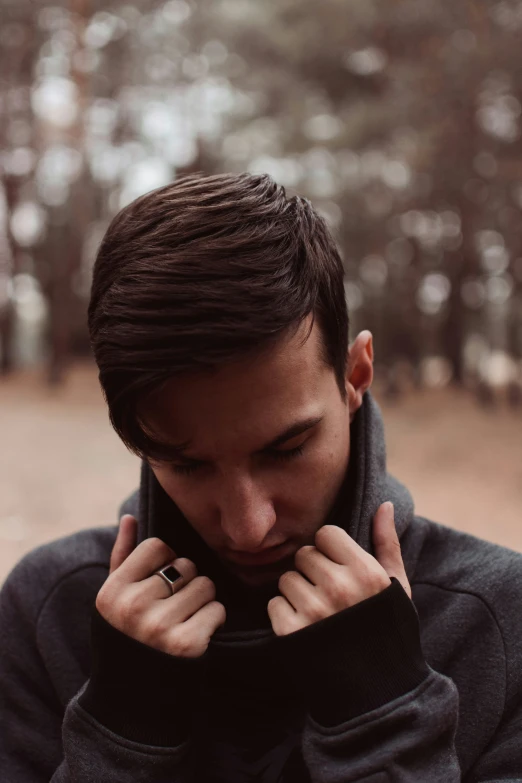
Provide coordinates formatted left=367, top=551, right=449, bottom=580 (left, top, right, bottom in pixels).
left=144, top=319, right=373, bottom=586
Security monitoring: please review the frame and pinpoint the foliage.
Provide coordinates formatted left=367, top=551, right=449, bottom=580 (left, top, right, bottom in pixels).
left=1, top=0, right=521, bottom=399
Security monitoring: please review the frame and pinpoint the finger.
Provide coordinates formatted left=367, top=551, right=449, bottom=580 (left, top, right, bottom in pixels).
left=294, top=545, right=340, bottom=587
left=267, top=595, right=301, bottom=636
left=135, top=557, right=198, bottom=601
left=112, top=536, right=176, bottom=585
left=314, top=524, right=365, bottom=566
left=372, top=502, right=411, bottom=597
left=110, top=515, right=138, bottom=574
left=155, top=575, right=217, bottom=625
left=175, top=599, right=227, bottom=644
left=278, top=570, right=326, bottom=618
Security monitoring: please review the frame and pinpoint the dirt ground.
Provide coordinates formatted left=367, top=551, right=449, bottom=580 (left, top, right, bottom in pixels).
left=1, top=363, right=521, bottom=583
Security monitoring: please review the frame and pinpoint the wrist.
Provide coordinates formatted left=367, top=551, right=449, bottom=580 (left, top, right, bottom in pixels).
left=80, top=607, right=206, bottom=746
left=278, top=578, right=428, bottom=726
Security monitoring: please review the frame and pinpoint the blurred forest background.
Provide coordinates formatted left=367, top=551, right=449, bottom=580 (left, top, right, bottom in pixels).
left=2, top=0, right=522, bottom=396
left=1, top=0, right=521, bottom=579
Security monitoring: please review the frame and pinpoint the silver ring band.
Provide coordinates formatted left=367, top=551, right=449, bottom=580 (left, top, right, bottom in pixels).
left=155, top=565, right=182, bottom=595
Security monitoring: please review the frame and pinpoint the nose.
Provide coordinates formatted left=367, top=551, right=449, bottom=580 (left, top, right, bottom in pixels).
left=219, top=472, right=276, bottom=551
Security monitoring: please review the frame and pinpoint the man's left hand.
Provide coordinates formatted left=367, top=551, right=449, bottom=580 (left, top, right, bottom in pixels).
left=267, top=501, right=411, bottom=636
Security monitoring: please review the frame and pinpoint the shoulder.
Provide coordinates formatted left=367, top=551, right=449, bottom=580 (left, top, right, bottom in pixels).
left=0, top=527, right=118, bottom=706
left=410, top=517, right=522, bottom=678
left=407, top=519, right=522, bottom=772
left=1, top=526, right=117, bottom=624
left=411, top=516, right=522, bottom=602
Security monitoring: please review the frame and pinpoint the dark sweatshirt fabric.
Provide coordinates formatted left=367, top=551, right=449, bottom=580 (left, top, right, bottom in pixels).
left=1, top=391, right=522, bottom=782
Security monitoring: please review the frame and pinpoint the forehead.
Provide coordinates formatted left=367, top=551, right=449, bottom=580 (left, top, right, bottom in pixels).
left=144, top=319, right=334, bottom=450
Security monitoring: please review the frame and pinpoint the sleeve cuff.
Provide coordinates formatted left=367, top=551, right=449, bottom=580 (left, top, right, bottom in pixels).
left=79, top=607, right=206, bottom=747
left=277, top=578, right=429, bottom=726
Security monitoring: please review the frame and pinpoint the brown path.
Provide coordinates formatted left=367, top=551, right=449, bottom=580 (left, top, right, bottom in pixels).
left=1, top=363, right=521, bottom=583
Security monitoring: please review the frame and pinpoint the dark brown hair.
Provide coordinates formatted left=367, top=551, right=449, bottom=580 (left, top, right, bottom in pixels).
left=88, top=172, right=349, bottom=459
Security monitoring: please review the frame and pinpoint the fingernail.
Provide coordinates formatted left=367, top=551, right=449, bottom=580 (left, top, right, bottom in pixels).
left=383, top=501, right=394, bottom=514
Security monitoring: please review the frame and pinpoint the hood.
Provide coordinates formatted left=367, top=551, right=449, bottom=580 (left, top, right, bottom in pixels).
left=127, top=391, right=414, bottom=632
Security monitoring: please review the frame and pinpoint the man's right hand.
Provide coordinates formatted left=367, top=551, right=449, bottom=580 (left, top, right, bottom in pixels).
left=96, top=514, right=226, bottom=658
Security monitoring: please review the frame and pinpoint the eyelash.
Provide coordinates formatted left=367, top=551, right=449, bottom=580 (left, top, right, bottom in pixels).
left=170, top=444, right=305, bottom=477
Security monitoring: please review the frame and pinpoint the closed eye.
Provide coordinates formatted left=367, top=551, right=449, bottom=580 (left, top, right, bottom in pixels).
left=170, top=461, right=205, bottom=477
left=268, top=444, right=305, bottom=462
left=169, top=443, right=306, bottom=477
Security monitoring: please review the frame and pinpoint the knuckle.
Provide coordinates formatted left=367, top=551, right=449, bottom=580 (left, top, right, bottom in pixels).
left=294, top=546, right=315, bottom=569
left=278, top=570, right=299, bottom=592
left=118, top=590, right=147, bottom=628
left=267, top=596, right=280, bottom=613
left=140, top=611, right=169, bottom=644
left=324, top=576, right=350, bottom=605
left=142, top=537, right=174, bottom=561
left=169, top=625, right=198, bottom=657
left=193, top=575, right=216, bottom=600
left=306, top=598, right=327, bottom=622
left=315, top=525, right=333, bottom=545
left=95, top=586, right=111, bottom=617
left=210, top=600, right=227, bottom=627
left=359, top=557, right=375, bottom=578
left=175, top=557, right=197, bottom=581
left=364, top=561, right=389, bottom=591
left=96, top=580, right=125, bottom=622
left=372, top=571, right=388, bottom=592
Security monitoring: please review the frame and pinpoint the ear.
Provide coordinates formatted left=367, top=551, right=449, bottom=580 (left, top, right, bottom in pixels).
left=345, top=331, right=374, bottom=420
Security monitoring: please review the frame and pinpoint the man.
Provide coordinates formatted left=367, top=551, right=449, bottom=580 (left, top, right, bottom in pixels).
left=1, top=172, right=521, bottom=782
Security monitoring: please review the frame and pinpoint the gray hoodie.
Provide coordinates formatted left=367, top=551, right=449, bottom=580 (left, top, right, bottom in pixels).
left=1, top=392, right=521, bottom=781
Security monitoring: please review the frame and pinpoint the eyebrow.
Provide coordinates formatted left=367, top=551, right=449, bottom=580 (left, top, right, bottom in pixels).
left=163, top=415, right=324, bottom=462
left=260, top=415, right=324, bottom=451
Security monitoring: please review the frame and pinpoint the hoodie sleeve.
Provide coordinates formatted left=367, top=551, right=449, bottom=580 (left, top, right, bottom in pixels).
left=279, top=578, right=463, bottom=781
left=0, top=545, right=203, bottom=783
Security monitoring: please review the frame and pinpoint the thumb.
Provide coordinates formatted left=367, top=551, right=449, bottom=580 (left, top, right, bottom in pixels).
left=372, top=502, right=411, bottom=598
left=110, top=514, right=138, bottom=574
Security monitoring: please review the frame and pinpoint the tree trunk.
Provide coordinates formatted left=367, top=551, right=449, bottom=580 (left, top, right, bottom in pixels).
left=0, top=303, right=15, bottom=374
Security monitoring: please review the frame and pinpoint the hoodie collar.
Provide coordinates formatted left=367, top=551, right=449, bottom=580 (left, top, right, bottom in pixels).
left=135, top=391, right=414, bottom=625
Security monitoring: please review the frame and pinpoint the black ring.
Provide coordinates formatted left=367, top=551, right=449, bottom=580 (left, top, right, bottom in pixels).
left=155, top=565, right=182, bottom=594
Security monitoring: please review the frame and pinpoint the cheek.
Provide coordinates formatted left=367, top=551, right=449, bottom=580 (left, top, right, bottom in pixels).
left=151, top=469, right=211, bottom=532
left=304, top=427, right=349, bottom=481
left=300, top=430, right=351, bottom=513
left=277, top=442, right=349, bottom=523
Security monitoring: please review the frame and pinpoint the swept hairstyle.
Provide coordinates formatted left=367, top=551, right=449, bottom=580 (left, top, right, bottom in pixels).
left=88, top=172, right=349, bottom=459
